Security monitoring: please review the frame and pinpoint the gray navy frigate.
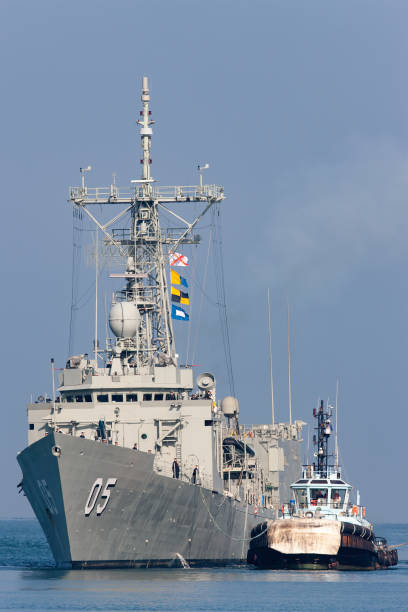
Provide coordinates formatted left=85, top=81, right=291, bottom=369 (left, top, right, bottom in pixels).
left=17, top=77, right=304, bottom=568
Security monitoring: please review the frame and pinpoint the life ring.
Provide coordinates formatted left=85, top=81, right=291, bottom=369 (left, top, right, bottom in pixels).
left=305, top=511, right=314, bottom=518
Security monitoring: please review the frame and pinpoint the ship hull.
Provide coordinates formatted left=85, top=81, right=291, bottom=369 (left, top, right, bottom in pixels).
left=17, top=433, right=272, bottom=568
left=247, top=546, right=379, bottom=570
left=247, top=520, right=398, bottom=570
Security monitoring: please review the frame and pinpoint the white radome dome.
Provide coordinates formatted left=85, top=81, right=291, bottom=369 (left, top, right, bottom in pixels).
left=221, top=396, right=239, bottom=417
left=109, top=302, right=139, bottom=338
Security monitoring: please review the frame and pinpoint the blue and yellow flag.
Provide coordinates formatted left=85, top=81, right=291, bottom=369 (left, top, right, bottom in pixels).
left=171, top=286, right=189, bottom=305
left=170, top=269, right=188, bottom=288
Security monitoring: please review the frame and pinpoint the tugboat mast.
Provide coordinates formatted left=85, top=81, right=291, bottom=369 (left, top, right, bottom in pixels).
left=313, top=400, right=334, bottom=477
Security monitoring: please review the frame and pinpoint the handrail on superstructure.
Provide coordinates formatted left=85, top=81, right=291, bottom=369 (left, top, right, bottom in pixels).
left=69, top=184, right=225, bottom=205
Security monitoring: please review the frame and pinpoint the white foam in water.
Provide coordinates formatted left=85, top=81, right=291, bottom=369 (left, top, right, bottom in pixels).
left=175, top=552, right=190, bottom=569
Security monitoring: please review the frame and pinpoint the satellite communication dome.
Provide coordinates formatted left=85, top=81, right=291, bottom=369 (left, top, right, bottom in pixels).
left=109, top=302, right=139, bottom=338
left=221, top=396, right=239, bottom=417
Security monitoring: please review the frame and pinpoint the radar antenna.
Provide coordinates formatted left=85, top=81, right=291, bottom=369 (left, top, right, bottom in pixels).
left=69, top=76, right=225, bottom=373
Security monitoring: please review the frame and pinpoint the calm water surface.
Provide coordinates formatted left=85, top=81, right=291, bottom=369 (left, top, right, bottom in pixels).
left=0, top=520, right=407, bottom=611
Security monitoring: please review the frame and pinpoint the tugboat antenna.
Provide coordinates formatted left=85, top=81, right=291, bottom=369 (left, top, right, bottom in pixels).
left=335, top=379, right=339, bottom=469
left=267, top=288, right=275, bottom=426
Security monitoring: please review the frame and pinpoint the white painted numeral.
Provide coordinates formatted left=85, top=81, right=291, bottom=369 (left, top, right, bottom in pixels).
left=96, top=478, right=117, bottom=515
left=85, top=478, right=103, bottom=516
left=85, top=477, right=117, bottom=516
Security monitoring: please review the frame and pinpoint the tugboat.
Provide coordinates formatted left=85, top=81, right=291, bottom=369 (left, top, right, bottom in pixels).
left=248, top=400, right=398, bottom=570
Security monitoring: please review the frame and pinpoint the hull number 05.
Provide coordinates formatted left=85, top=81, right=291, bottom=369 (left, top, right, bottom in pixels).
left=85, top=478, right=117, bottom=516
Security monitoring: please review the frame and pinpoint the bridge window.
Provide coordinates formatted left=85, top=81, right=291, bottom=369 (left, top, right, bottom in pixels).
left=112, top=394, right=123, bottom=402
left=97, top=394, right=109, bottom=403
left=75, top=395, right=83, bottom=403
left=310, top=488, right=328, bottom=505
left=294, top=488, right=308, bottom=508
left=66, top=396, right=74, bottom=403
left=330, top=488, right=346, bottom=508
left=126, top=393, right=138, bottom=402
left=143, top=393, right=152, bottom=401
left=154, top=393, right=163, bottom=401
left=84, top=394, right=92, bottom=402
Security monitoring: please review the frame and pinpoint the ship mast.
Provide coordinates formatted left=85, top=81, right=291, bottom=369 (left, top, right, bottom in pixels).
left=124, top=75, right=175, bottom=368
left=69, top=76, right=225, bottom=372
left=313, top=400, right=334, bottom=477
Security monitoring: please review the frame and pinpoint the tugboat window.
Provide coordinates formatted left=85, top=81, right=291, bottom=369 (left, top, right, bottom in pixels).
left=154, top=393, right=164, bottom=401
left=97, top=394, right=109, bottom=403
left=141, top=433, right=147, bottom=439
left=294, top=488, right=308, bottom=508
left=66, top=396, right=74, bottom=403
left=310, top=488, right=328, bottom=505
left=330, top=488, right=346, bottom=508
left=84, top=394, right=92, bottom=402
left=75, top=395, right=83, bottom=402
left=112, top=394, right=123, bottom=402
left=143, top=394, right=152, bottom=401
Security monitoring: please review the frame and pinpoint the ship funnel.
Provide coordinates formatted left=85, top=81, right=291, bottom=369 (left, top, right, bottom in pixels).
left=109, top=302, right=139, bottom=338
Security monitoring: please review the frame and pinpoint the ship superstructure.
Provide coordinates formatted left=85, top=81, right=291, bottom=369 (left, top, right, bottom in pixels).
left=18, top=77, right=304, bottom=568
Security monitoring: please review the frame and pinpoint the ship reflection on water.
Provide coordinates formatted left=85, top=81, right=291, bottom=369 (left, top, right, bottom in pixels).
left=9, top=556, right=408, bottom=612
left=18, top=566, right=360, bottom=586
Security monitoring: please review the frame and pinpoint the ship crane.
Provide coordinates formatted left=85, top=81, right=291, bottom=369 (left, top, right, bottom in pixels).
left=69, top=76, right=224, bottom=372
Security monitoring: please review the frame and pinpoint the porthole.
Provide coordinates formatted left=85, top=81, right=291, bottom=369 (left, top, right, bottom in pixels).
left=141, top=433, right=147, bottom=440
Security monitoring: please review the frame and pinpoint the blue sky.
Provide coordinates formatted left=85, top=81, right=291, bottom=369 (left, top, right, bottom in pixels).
left=1, top=0, right=408, bottom=520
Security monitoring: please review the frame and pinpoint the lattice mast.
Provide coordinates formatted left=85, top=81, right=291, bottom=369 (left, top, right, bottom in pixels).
left=116, top=76, right=175, bottom=368
left=69, top=76, right=225, bottom=371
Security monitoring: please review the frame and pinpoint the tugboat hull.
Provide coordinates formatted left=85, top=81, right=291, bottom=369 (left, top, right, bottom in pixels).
left=248, top=541, right=378, bottom=570
left=248, top=519, right=398, bottom=570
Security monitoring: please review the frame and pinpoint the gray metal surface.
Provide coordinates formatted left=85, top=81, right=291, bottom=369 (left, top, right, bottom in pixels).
left=18, top=77, right=305, bottom=568
left=18, top=433, right=273, bottom=568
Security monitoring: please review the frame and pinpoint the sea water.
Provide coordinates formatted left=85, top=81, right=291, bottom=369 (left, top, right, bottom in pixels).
left=0, top=520, right=407, bottom=612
